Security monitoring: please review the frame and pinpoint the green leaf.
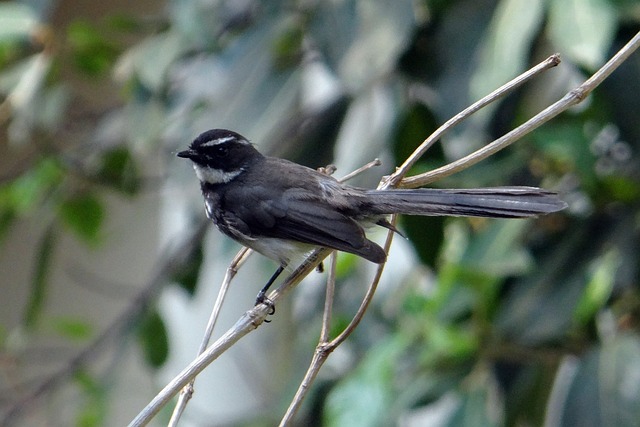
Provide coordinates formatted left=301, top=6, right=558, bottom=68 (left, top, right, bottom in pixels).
left=334, top=251, right=358, bottom=280
left=422, top=322, right=479, bottom=364
left=23, top=226, right=56, bottom=329
left=171, top=240, right=203, bottom=296
left=67, top=21, right=120, bottom=76
left=137, top=309, right=169, bottom=368
left=460, top=220, right=533, bottom=277
left=559, top=335, right=640, bottom=426
left=601, top=175, right=640, bottom=203
left=0, top=210, right=16, bottom=244
left=434, top=220, right=534, bottom=325
left=0, top=158, right=63, bottom=214
left=325, top=337, right=405, bottom=427
left=531, top=120, right=598, bottom=192
left=327, top=313, right=352, bottom=341
left=0, top=159, right=62, bottom=248
left=58, top=193, right=104, bottom=245
left=573, top=249, right=618, bottom=325
left=548, top=0, right=618, bottom=69
left=271, top=19, right=304, bottom=70
left=401, top=216, right=445, bottom=267
left=74, top=370, right=107, bottom=427
left=495, top=221, right=595, bottom=345
left=51, top=317, right=94, bottom=341
left=97, top=147, right=141, bottom=195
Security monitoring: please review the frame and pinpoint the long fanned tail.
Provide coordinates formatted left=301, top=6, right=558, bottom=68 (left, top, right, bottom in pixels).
left=365, top=187, right=567, bottom=218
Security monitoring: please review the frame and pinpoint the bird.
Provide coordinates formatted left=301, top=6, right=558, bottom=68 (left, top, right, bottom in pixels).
left=178, top=129, right=567, bottom=307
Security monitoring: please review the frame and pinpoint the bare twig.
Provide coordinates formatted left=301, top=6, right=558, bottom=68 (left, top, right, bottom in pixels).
left=397, top=31, right=640, bottom=187
left=272, top=55, right=569, bottom=427
left=2, top=220, right=209, bottom=427
left=130, top=53, right=554, bottom=423
left=129, top=306, right=270, bottom=427
left=167, top=155, right=383, bottom=424
left=338, top=158, right=382, bottom=183
left=329, top=215, right=398, bottom=348
left=277, top=32, right=640, bottom=426
left=320, top=252, right=338, bottom=343
left=168, top=247, right=252, bottom=426
left=382, top=53, right=561, bottom=189
left=128, top=247, right=332, bottom=427
left=130, top=31, right=640, bottom=426
left=279, top=252, right=338, bottom=426
left=279, top=215, right=399, bottom=426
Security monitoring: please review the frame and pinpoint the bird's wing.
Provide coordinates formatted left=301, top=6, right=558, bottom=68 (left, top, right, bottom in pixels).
left=222, top=185, right=386, bottom=263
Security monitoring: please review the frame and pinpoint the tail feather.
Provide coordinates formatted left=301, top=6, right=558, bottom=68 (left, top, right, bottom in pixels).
left=365, top=187, right=567, bottom=218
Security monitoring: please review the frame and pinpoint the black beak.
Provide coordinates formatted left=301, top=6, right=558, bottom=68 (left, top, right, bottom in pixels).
left=177, top=149, right=197, bottom=159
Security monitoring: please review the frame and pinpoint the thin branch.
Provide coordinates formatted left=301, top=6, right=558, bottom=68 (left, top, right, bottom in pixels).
left=167, top=156, right=383, bottom=424
left=330, top=215, right=398, bottom=348
left=129, top=307, right=268, bottom=427
left=2, top=220, right=209, bottom=427
left=338, top=158, right=382, bottom=183
left=382, top=53, right=561, bottom=189
left=129, top=31, right=640, bottom=426
left=279, top=215, right=400, bottom=426
left=269, top=52, right=564, bottom=427
left=399, top=31, right=640, bottom=187
left=198, top=248, right=252, bottom=355
left=320, top=252, right=338, bottom=343
left=279, top=347, right=325, bottom=427
left=276, top=34, right=640, bottom=425
left=128, top=247, right=332, bottom=427
left=279, top=252, right=338, bottom=426
left=168, top=247, right=252, bottom=426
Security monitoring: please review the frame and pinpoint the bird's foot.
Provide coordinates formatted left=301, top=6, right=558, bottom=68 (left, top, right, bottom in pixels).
left=255, top=291, right=276, bottom=319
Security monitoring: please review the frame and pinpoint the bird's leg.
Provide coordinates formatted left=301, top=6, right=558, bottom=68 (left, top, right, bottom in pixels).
left=255, top=264, right=285, bottom=315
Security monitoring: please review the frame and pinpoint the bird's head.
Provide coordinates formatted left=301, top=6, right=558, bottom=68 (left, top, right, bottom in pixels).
left=177, top=129, right=261, bottom=185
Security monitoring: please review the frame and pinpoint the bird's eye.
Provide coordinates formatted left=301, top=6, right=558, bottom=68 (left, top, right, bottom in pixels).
left=213, top=145, right=229, bottom=157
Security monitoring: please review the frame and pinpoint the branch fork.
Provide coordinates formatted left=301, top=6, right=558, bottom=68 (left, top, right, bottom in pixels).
left=131, top=31, right=640, bottom=427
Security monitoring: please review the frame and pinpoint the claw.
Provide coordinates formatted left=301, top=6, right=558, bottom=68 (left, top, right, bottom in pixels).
left=255, top=292, right=276, bottom=320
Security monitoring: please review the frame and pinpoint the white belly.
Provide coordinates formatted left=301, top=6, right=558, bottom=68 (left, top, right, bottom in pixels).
left=243, top=237, right=316, bottom=266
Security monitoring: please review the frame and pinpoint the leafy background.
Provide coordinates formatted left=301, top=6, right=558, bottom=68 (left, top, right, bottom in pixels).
left=1, top=0, right=639, bottom=426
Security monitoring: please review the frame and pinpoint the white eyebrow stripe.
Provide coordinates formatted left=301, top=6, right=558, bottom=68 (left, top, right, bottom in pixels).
left=201, top=136, right=235, bottom=147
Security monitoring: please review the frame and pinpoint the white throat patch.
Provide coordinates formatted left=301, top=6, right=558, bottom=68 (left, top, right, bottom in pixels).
left=193, top=164, right=243, bottom=184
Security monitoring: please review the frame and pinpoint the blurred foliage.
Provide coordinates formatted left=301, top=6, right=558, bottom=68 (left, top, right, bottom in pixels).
left=96, top=146, right=141, bottom=196
left=137, top=309, right=169, bottom=368
left=169, top=237, right=204, bottom=296
left=51, top=316, right=94, bottom=342
left=73, top=370, right=107, bottom=427
left=58, top=192, right=105, bottom=245
left=1, top=0, right=639, bottom=426
left=67, top=21, right=122, bottom=77
left=23, top=225, right=56, bottom=329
